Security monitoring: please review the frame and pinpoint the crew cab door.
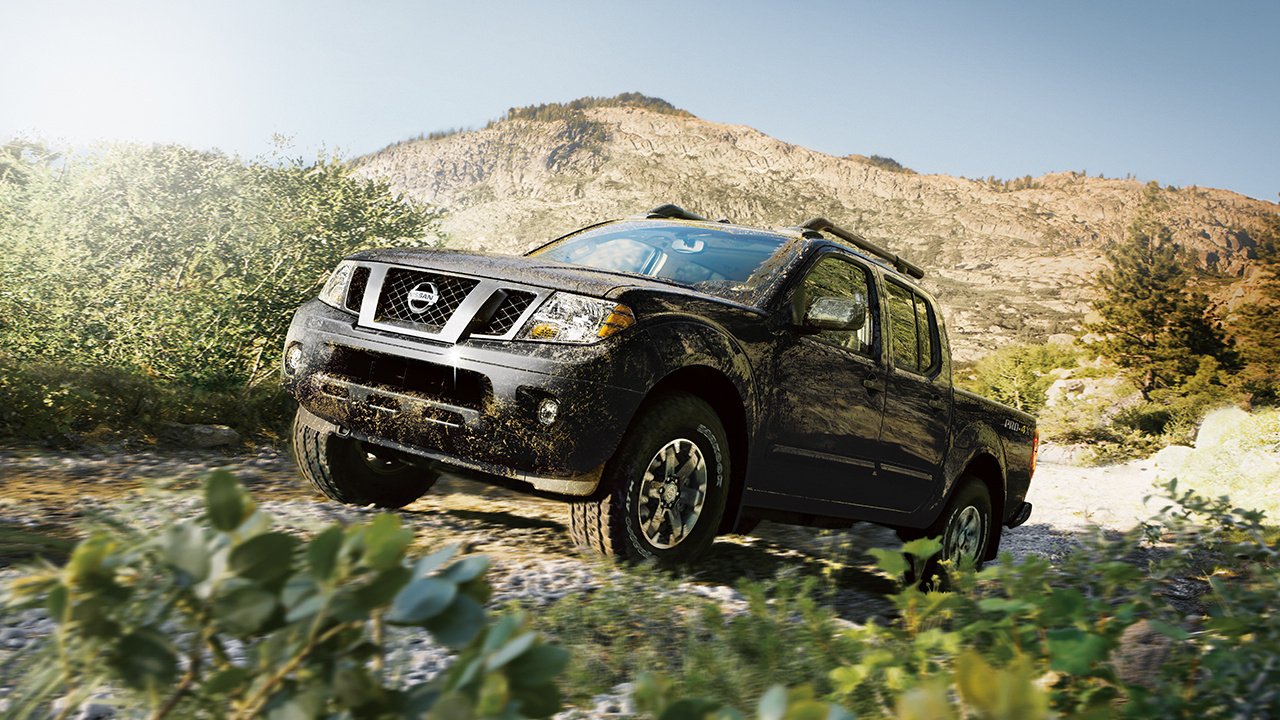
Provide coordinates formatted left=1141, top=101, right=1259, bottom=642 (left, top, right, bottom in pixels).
left=880, top=280, right=952, bottom=508
left=756, top=253, right=889, bottom=509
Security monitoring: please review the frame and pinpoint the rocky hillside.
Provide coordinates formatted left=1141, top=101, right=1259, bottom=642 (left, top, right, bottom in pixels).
left=353, top=106, right=1279, bottom=361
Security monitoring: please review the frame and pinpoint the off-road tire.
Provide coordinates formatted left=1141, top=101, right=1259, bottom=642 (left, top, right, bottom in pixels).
left=569, top=392, right=729, bottom=565
left=292, top=410, right=438, bottom=509
left=904, top=475, right=992, bottom=589
left=935, top=476, right=992, bottom=568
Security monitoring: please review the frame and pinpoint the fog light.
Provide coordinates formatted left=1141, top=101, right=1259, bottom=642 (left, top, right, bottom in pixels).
left=285, top=343, right=304, bottom=374
left=537, top=398, right=560, bottom=427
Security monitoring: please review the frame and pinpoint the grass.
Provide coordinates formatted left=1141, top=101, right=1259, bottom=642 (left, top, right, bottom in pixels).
left=0, top=523, right=77, bottom=564
left=507, top=563, right=852, bottom=712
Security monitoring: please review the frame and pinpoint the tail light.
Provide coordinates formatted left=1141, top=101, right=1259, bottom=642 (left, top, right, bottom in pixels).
left=1030, top=428, right=1039, bottom=479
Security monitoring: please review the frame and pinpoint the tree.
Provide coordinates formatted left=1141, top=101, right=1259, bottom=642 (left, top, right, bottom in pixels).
left=1087, top=185, right=1230, bottom=399
left=1230, top=211, right=1280, bottom=401
left=962, top=342, right=1079, bottom=413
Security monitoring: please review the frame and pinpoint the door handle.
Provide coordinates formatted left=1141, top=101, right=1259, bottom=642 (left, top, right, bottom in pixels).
left=863, top=376, right=886, bottom=393
left=929, top=396, right=947, bottom=411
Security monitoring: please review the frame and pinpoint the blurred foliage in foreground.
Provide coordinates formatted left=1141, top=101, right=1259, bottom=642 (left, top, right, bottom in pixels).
left=0, top=139, right=443, bottom=443
left=519, top=478, right=1280, bottom=719
left=3, top=472, right=1276, bottom=718
left=0, top=471, right=568, bottom=720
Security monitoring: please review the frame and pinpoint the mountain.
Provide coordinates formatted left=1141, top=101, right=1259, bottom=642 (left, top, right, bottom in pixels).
left=352, top=104, right=1279, bottom=362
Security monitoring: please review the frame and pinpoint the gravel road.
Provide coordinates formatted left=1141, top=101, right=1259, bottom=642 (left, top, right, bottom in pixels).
left=0, top=441, right=1172, bottom=718
left=0, top=441, right=1173, bottom=608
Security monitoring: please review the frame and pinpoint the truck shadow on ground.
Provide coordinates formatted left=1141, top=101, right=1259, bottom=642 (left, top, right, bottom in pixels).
left=400, top=478, right=904, bottom=623
left=697, top=522, right=903, bottom=622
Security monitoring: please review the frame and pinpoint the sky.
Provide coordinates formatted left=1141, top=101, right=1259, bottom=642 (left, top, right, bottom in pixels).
left=4, top=0, right=1278, bottom=203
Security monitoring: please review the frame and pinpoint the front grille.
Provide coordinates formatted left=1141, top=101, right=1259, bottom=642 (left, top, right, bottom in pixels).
left=476, top=290, right=536, bottom=336
left=376, top=268, right=479, bottom=330
left=344, top=266, right=370, bottom=313
left=329, top=346, right=489, bottom=411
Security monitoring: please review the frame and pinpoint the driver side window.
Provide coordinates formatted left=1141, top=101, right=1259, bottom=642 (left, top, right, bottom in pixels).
left=798, top=256, right=876, bottom=358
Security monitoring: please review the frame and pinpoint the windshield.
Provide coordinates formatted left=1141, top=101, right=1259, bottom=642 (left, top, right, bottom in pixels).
left=528, top=222, right=794, bottom=305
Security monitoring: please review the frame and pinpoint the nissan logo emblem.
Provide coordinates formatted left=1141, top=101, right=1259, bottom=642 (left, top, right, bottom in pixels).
left=407, top=282, right=441, bottom=313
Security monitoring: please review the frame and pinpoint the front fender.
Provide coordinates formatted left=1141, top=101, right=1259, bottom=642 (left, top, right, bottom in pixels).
left=639, top=320, right=757, bottom=426
left=636, top=320, right=759, bottom=534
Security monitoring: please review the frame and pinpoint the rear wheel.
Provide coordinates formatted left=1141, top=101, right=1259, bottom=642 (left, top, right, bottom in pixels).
left=570, top=392, right=729, bottom=565
left=902, top=476, right=992, bottom=589
left=292, top=410, right=439, bottom=509
left=938, top=478, right=992, bottom=566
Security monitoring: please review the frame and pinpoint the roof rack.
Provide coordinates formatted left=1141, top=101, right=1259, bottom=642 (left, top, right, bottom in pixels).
left=631, top=204, right=711, bottom=222
left=798, top=217, right=925, bottom=279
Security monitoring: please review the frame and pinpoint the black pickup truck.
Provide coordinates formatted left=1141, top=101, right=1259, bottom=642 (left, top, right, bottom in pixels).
left=282, top=205, right=1037, bottom=565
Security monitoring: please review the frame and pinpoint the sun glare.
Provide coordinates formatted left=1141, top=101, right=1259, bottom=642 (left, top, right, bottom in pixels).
left=11, top=2, right=239, bottom=151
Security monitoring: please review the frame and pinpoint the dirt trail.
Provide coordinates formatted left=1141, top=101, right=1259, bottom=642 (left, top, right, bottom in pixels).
left=0, top=442, right=1171, bottom=621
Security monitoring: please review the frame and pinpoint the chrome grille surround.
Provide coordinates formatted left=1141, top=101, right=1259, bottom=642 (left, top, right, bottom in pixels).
left=354, top=263, right=550, bottom=344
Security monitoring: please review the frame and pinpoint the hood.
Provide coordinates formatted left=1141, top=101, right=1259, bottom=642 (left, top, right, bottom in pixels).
left=348, top=247, right=690, bottom=300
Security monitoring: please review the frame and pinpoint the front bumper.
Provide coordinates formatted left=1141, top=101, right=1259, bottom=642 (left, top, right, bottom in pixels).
left=282, top=299, right=652, bottom=496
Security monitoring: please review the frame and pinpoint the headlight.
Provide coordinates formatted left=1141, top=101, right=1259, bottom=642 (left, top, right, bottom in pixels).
left=318, top=261, right=357, bottom=309
left=515, top=292, right=635, bottom=344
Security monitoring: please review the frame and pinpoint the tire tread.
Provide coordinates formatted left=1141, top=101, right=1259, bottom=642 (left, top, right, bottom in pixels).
left=569, top=392, right=728, bottom=563
left=291, top=410, right=436, bottom=508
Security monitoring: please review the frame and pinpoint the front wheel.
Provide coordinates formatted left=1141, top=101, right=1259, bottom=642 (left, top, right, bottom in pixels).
left=292, top=410, right=439, bottom=509
left=569, top=392, right=729, bottom=565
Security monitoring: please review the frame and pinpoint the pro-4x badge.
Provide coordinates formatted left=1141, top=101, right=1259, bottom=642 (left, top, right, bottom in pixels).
left=407, top=282, right=441, bottom=313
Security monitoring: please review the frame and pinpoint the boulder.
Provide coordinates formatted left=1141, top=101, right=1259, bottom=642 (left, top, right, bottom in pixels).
left=1152, top=445, right=1194, bottom=478
left=1194, top=407, right=1251, bottom=451
left=1239, top=449, right=1280, bottom=479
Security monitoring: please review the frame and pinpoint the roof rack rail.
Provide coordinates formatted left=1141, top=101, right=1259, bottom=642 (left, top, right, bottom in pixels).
left=631, top=204, right=711, bottom=222
left=798, top=217, right=925, bottom=280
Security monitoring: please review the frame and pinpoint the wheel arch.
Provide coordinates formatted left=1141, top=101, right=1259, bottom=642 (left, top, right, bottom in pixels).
left=957, top=453, right=1005, bottom=561
left=646, top=366, right=751, bottom=534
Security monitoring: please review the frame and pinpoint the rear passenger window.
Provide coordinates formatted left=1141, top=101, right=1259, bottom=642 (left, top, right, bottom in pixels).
left=887, top=282, right=937, bottom=374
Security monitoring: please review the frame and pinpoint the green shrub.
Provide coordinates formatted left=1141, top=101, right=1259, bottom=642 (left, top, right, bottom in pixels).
left=526, top=479, right=1280, bottom=718
left=0, top=471, right=568, bottom=719
left=959, top=342, right=1082, bottom=414
left=515, top=564, right=851, bottom=710
left=634, top=676, right=852, bottom=720
left=0, top=354, right=296, bottom=444
left=859, top=156, right=915, bottom=175
left=819, top=481, right=1280, bottom=718
left=0, top=142, right=442, bottom=390
left=503, top=93, right=691, bottom=123
left=1036, top=356, right=1242, bottom=463
left=1037, top=392, right=1122, bottom=446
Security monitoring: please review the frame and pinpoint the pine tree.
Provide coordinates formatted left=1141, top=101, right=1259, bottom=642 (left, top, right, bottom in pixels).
left=1088, top=185, right=1230, bottom=399
left=1230, top=211, right=1280, bottom=400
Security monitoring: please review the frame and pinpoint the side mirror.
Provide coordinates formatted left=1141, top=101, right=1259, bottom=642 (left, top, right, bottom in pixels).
left=804, top=296, right=867, bottom=332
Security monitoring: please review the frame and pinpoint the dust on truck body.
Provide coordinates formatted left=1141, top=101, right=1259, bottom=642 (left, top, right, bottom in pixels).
left=282, top=205, right=1037, bottom=564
